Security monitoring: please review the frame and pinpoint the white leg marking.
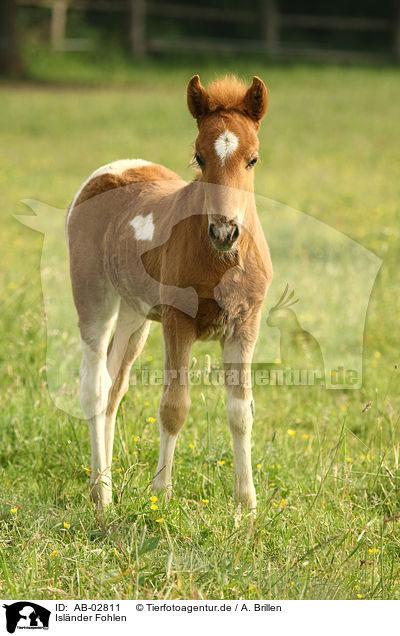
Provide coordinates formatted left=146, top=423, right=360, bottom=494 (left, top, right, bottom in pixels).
left=80, top=339, right=112, bottom=419
left=80, top=339, right=113, bottom=507
left=152, top=425, right=178, bottom=492
left=129, top=213, right=155, bottom=241
left=79, top=301, right=118, bottom=508
left=227, top=394, right=256, bottom=508
left=214, top=130, right=239, bottom=165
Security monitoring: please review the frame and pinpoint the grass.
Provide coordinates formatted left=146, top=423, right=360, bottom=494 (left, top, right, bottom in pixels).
left=1, top=51, right=400, bottom=599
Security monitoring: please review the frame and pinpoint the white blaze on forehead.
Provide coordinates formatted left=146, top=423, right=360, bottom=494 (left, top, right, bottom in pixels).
left=130, top=213, right=155, bottom=241
left=214, top=130, right=239, bottom=164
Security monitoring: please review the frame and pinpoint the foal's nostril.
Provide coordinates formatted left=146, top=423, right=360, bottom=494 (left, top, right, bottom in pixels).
left=208, top=224, right=217, bottom=240
left=231, top=224, right=239, bottom=242
left=209, top=221, right=240, bottom=249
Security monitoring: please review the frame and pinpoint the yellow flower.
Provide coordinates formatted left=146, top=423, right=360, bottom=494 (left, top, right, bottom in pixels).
left=287, top=429, right=296, bottom=436
left=10, top=508, right=17, bottom=514
left=302, top=434, right=309, bottom=440
left=150, top=504, right=158, bottom=511
left=112, top=457, right=119, bottom=462
left=346, top=457, right=352, bottom=463
left=230, top=462, right=234, bottom=468
left=147, top=356, right=153, bottom=362
left=368, top=548, right=379, bottom=555
left=280, top=499, right=287, bottom=507
left=360, top=454, right=366, bottom=461
left=271, top=464, right=275, bottom=469
left=374, top=351, right=381, bottom=359
left=133, top=436, right=139, bottom=443
left=274, top=358, right=281, bottom=364
left=217, top=460, right=225, bottom=466
left=50, top=549, right=57, bottom=558
left=357, top=594, right=363, bottom=599
left=147, top=417, right=156, bottom=423
left=150, top=495, right=158, bottom=503
left=63, top=522, right=70, bottom=529
left=260, top=529, right=266, bottom=535
left=202, top=499, right=209, bottom=504
left=277, top=464, right=281, bottom=469
left=144, top=401, right=150, bottom=407
left=156, top=518, right=164, bottom=523
left=256, top=463, right=261, bottom=470
left=370, top=360, right=378, bottom=368
left=116, top=468, right=122, bottom=473
left=189, top=443, right=194, bottom=449
left=340, top=405, right=347, bottom=412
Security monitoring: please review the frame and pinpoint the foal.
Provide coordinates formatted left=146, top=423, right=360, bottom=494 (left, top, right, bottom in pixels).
left=67, top=75, right=272, bottom=510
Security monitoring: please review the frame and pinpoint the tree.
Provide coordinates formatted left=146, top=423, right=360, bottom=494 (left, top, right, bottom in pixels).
left=0, top=0, right=22, bottom=77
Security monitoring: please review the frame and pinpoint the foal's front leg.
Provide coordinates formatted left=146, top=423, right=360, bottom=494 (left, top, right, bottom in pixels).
left=152, top=310, right=195, bottom=496
left=223, top=323, right=259, bottom=510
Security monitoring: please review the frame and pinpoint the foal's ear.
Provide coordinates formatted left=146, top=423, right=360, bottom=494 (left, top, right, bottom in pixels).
left=244, top=76, right=268, bottom=123
left=187, top=75, right=209, bottom=120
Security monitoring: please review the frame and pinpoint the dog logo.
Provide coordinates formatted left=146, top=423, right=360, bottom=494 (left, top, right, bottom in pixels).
left=2, top=602, right=50, bottom=634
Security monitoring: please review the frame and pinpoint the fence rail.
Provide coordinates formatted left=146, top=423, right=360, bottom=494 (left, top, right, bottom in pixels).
left=17, top=0, right=400, bottom=62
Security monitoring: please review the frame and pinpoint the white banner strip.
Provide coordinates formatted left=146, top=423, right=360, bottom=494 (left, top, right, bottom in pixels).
left=1, top=599, right=399, bottom=636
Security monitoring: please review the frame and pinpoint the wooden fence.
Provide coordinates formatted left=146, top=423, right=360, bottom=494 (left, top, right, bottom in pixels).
left=17, top=0, right=400, bottom=62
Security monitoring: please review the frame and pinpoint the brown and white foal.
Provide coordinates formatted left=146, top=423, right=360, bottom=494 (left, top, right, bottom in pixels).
left=67, top=75, right=272, bottom=510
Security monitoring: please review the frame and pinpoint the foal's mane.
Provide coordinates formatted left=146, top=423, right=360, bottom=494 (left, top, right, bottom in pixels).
left=206, top=75, right=248, bottom=113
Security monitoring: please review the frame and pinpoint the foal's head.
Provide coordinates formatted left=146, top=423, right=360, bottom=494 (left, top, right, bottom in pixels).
left=187, top=74, right=268, bottom=252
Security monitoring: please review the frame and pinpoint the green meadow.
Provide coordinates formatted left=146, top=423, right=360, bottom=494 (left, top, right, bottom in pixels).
left=1, top=53, right=400, bottom=599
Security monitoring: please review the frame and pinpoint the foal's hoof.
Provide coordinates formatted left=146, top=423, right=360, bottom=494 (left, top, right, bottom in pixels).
left=234, top=497, right=257, bottom=527
left=234, top=490, right=257, bottom=512
left=151, top=478, right=173, bottom=504
left=90, top=480, right=113, bottom=511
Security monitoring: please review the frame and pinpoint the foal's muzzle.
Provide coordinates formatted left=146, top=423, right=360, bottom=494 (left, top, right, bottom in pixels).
left=208, top=220, right=240, bottom=252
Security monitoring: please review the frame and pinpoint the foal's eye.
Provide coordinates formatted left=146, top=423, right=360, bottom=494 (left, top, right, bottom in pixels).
left=246, top=156, right=258, bottom=169
left=194, top=152, right=205, bottom=168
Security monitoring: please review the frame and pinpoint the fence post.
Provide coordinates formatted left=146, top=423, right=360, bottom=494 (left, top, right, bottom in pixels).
left=262, top=0, right=279, bottom=54
left=130, top=0, right=146, bottom=57
left=394, top=0, right=400, bottom=62
left=51, top=0, right=68, bottom=51
left=0, top=0, right=22, bottom=76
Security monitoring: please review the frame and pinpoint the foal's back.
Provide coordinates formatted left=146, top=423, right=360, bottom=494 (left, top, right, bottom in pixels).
left=67, top=159, right=187, bottom=325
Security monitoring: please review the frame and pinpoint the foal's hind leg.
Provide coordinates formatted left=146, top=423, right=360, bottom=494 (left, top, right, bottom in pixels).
left=105, top=302, right=151, bottom=469
left=79, top=294, right=119, bottom=509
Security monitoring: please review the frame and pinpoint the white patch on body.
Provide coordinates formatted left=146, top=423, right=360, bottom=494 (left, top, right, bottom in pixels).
left=129, top=213, right=155, bottom=241
left=66, top=158, right=152, bottom=233
left=214, top=130, right=239, bottom=164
